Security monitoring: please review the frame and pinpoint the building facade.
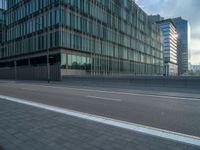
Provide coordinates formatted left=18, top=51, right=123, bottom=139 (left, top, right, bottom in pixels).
left=158, top=19, right=178, bottom=76
left=0, top=8, right=5, bottom=45
left=172, top=17, right=191, bottom=75
left=0, top=0, right=163, bottom=79
left=149, top=15, right=164, bottom=24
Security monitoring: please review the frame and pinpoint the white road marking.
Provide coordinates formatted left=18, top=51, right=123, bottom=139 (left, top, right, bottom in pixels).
left=20, top=88, right=39, bottom=92
left=15, top=83, right=200, bottom=102
left=0, top=95, right=200, bottom=147
left=86, top=95, right=121, bottom=102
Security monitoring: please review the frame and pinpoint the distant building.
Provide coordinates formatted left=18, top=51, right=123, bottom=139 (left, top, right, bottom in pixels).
left=149, top=15, right=178, bottom=76
left=172, top=17, right=191, bottom=75
left=191, top=65, right=200, bottom=72
left=149, top=15, right=164, bottom=23
left=157, top=19, right=178, bottom=76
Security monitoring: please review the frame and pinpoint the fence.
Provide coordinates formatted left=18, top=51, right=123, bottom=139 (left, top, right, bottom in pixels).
left=0, top=65, right=61, bottom=81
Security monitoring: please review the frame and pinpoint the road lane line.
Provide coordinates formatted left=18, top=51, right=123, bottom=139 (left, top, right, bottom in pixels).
left=18, top=83, right=200, bottom=102
left=20, top=87, right=39, bottom=92
left=0, top=94, right=200, bottom=147
left=86, top=95, right=121, bottom=102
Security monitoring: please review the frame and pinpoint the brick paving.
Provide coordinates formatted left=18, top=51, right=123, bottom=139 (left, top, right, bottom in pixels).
left=0, top=99, right=199, bottom=150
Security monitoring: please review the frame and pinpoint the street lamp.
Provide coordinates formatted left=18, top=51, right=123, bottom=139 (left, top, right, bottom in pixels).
left=14, top=30, right=17, bottom=81
left=47, top=26, right=50, bottom=83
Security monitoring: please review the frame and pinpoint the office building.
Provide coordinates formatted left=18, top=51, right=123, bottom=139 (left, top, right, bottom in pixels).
left=191, top=64, right=200, bottom=72
left=149, top=15, right=178, bottom=76
left=172, top=17, right=191, bottom=75
left=0, top=0, right=163, bottom=80
left=157, top=19, right=178, bottom=76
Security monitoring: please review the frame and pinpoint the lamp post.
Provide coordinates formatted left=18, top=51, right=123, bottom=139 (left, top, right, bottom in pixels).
left=14, top=28, right=17, bottom=81
left=47, top=27, right=50, bottom=83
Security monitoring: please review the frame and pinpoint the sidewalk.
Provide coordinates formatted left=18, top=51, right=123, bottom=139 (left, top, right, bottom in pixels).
left=0, top=99, right=199, bottom=150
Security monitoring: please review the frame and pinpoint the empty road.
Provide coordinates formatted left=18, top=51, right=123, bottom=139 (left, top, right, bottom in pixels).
left=0, top=80, right=200, bottom=138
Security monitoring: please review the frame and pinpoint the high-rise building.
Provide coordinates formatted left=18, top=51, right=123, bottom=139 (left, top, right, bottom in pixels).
left=157, top=19, right=178, bottom=76
left=172, top=17, right=191, bottom=75
left=0, top=0, right=163, bottom=80
left=149, top=15, right=178, bottom=76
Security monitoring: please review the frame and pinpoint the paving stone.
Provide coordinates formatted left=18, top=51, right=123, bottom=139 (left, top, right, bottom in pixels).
left=0, top=99, right=199, bottom=150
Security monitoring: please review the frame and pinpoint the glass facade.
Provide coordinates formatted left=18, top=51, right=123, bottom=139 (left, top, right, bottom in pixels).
left=172, top=17, right=191, bottom=75
left=0, top=9, right=5, bottom=45
left=0, top=0, right=163, bottom=76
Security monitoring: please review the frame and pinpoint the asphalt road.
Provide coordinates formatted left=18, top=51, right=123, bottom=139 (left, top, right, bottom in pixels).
left=0, top=81, right=200, bottom=137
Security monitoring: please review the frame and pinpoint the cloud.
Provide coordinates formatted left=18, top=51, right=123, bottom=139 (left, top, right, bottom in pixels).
left=136, top=0, right=200, bottom=64
left=193, top=51, right=200, bottom=55
left=137, top=0, right=200, bottom=33
left=192, top=53, right=200, bottom=64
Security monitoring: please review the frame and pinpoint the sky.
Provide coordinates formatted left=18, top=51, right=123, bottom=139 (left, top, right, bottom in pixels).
left=136, top=0, right=200, bottom=65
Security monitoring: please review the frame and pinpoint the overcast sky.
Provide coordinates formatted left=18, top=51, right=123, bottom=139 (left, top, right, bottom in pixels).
left=136, top=0, right=200, bottom=65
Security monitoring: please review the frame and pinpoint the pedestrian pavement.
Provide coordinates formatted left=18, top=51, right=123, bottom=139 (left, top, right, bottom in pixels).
left=0, top=99, right=199, bottom=150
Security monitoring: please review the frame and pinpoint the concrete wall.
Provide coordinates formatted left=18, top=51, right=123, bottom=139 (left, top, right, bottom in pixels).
left=0, top=65, right=61, bottom=81
left=0, top=67, right=14, bottom=79
left=62, top=76, right=200, bottom=89
left=61, top=69, right=89, bottom=76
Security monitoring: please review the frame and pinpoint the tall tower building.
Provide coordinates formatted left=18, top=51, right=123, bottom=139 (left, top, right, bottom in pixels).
left=149, top=15, right=178, bottom=76
left=157, top=19, right=178, bottom=76
left=172, top=17, right=191, bottom=75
